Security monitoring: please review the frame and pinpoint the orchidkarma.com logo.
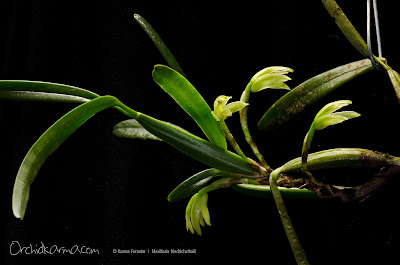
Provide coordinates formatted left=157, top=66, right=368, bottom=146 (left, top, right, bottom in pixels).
left=9, top=241, right=99, bottom=255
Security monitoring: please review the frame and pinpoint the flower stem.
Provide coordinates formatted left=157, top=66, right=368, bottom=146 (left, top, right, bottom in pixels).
left=240, top=83, right=271, bottom=171
left=219, top=120, right=248, bottom=161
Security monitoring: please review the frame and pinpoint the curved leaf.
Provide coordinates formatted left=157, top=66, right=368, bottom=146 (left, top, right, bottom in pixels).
left=152, top=65, right=227, bottom=149
left=134, top=14, right=185, bottom=77
left=258, top=59, right=373, bottom=131
left=231, top=184, right=317, bottom=199
left=282, top=148, right=400, bottom=172
left=12, top=96, right=119, bottom=220
left=113, top=119, right=161, bottom=140
left=136, top=113, right=256, bottom=175
left=0, top=80, right=99, bottom=103
left=168, top=168, right=221, bottom=203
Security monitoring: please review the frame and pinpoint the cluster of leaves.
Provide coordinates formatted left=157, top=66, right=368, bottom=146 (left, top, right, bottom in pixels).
left=2, top=1, right=400, bottom=265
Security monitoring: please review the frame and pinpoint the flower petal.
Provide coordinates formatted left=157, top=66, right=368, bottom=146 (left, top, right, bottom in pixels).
left=251, top=74, right=292, bottom=93
left=225, top=101, right=249, bottom=114
left=190, top=194, right=208, bottom=236
left=185, top=194, right=197, bottom=234
left=314, top=111, right=360, bottom=130
left=315, top=100, right=352, bottom=119
left=251, top=66, right=294, bottom=82
left=201, top=194, right=211, bottom=226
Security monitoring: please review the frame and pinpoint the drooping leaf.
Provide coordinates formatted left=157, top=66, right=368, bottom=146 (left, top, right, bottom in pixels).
left=0, top=80, right=99, bottom=103
left=152, top=65, right=227, bottom=149
left=113, top=119, right=161, bottom=141
left=387, top=69, right=400, bottom=102
left=12, top=96, right=119, bottom=220
left=168, top=168, right=221, bottom=203
left=134, top=14, right=186, bottom=77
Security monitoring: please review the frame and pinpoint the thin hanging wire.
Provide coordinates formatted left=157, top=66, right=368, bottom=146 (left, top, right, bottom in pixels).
left=373, top=0, right=382, bottom=57
left=367, top=0, right=383, bottom=70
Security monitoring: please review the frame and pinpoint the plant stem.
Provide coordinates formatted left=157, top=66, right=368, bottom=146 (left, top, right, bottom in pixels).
left=219, top=120, right=248, bottom=160
left=240, top=83, right=271, bottom=170
left=269, top=167, right=310, bottom=265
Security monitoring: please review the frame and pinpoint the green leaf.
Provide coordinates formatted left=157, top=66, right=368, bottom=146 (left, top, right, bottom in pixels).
left=258, top=59, right=373, bottom=131
left=231, top=184, right=317, bottom=199
left=387, top=69, right=400, bottom=102
left=0, top=80, right=99, bottom=103
left=152, top=65, right=227, bottom=149
left=134, top=14, right=186, bottom=77
left=136, top=113, right=256, bottom=175
left=12, top=96, right=119, bottom=220
left=167, top=168, right=221, bottom=203
left=113, top=119, right=161, bottom=141
left=321, top=0, right=370, bottom=58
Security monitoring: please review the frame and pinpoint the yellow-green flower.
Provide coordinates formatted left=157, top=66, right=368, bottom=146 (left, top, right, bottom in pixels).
left=211, top=95, right=248, bottom=122
left=302, top=100, right=361, bottom=166
left=185, top=192, right=210, bottom=236
left=250, top=66, right=294, bottom=92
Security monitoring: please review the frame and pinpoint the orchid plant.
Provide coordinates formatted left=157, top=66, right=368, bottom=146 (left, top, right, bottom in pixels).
left=2, top=1, right=400, bottom=264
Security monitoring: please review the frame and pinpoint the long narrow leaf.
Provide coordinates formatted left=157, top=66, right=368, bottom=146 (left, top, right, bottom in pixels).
left=134, top=14, right=186, bottom=77
left=12, top=96, right=119, bottom=220
left=135, top=113, right=256, bottom=175
left=0, top=80, right=99, bottom=103
left=258, top=59, right=373, bottom=131
left=0, top=91, right=89, bottom=103
left=321, top=0, right=369, bottom=58
left=113, top=119, right=161, bottom=140
left=152, top=65, right=227, bottom=149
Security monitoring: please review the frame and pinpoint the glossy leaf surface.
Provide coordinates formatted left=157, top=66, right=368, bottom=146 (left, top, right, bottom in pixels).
left=136, top=113, right=256, bottom=175
left=134, top=14, right=185, bottom=76
left=231, top=184, right=317, bottom=199
left=168, top=168, right=221, bottom=203
left=113, top=119, right=161, bottom=140
left=152, top=65, right=227, bottom=149
left=12, top=96, right=119, bottom=220
left=0, top=80, right=99, bottom=103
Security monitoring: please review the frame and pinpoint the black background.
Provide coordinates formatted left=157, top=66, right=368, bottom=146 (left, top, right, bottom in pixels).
left=1, top=1, right=400, bottom=264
